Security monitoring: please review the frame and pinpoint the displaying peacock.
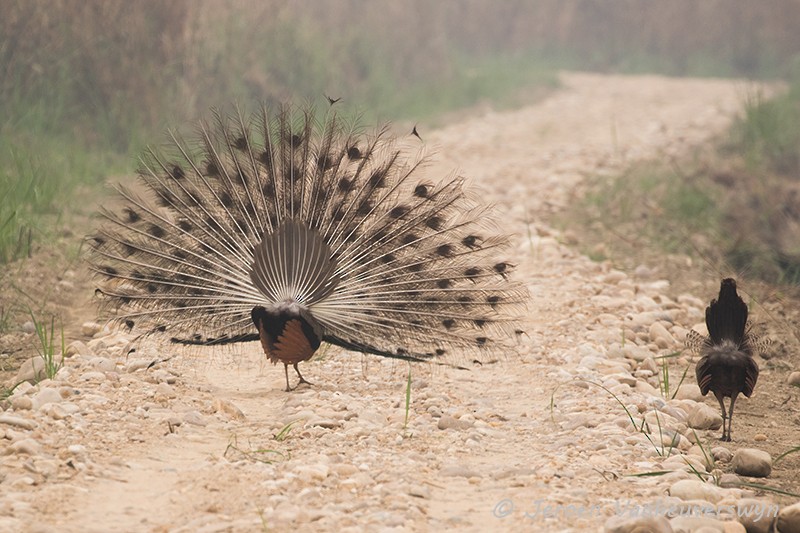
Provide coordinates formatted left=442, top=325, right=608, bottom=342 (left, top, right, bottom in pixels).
left=88, top=103, right=528, bottom=390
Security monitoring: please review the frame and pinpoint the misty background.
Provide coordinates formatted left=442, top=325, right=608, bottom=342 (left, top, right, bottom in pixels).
left=2, top=0, right=800, bottom=278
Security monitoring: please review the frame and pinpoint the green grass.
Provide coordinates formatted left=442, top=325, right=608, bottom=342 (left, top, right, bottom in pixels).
left=368, top=52, right=560, bottom=123
left=29, top=310, right=64, bottom=381
left=0, top=128, right=127, bottom=264
left=774, top=445, right=800, bottom=464
left=403, top=366, right=413, bottom=432
left=655, top=352, right=690, bottom=400
left=550, top=379, right=679, bottom=457
left=570, top=79, right=800, bottom=285
left=732, top=89, right=800, bottom=175
left=579, top=163, right=722, bottom=258
left=273, top=421, right=297, bottom=443
left=224, top=434, right=286, bottom=464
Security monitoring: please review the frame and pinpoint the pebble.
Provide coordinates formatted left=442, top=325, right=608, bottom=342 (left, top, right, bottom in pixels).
left=13, top=356, right=62, bottom=384
left=10, top=396, right=33, bottom=411
left=79, top=371, right=106, bottom=381
left=295, top=464, right=329, bottom=482
left=649, top=322, right=676, bottom=346
left=718, top=473, right=741, bottom=488
left=309, top=418, right=341, bottom=429
left=89, top=357, right=116, bottom=372
left=125, top=359, right=154, bottom=373
left=668, top=479, right=724, bottom=503
left=357, top=410, right=387, bottom=427
left=68, top=444, right=87, bottom=456
left=330, top=463, right=359, bottom=477
left=722, top=522, right=746, bottom=533
left=150, top=369, right=177, bottom=384
left=183, top=410, right=208, bottom=426
left=662, top=454, right=707, bottom=473
left=732, top=449, right=772, bottom=478
left=6, top=438, right=41, bottom=455
left=65, top=340, right=91, bottom=357
left=81, top=321, right=103, bottom=337
left=711, top=447, right=732, bottom=463
left=623, top=345, right=652, bottom=362
left=437, top=415, right=474, bottom=430
left=687, top=403, right=723, bottom=430
left=777, top=501, right=800, bottom=533
left=669, top=516, right=726, bottom=532
left=674, top=384, right=704, bottom=402
left=0, top=415, right=37, bottom=431
left=213, top=398, right=246, bottom=420
left=155, top=383, right=177, bottom=399
left=33, top=387, right=63, bottom=409
left=604, top=515, right=674, bottom=533
left=439, top=465, right=480, bottom=478
left=788, top=372, right=800, bottom=387
left=736, top=498, right=779, bottom=533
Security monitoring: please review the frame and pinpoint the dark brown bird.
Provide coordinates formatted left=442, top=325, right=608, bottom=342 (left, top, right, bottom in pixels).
left=689, top=278, right=760, bottom=441
left=87, top=103, right=528, bottom=391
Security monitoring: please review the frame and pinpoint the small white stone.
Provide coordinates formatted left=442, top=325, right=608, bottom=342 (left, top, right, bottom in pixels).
left=89, top=357, right=116, bottom=372
left=674, top=383, right=704, bottom=401
left=357, top=410, right=388, bottom=427
left=787, top=371, right=800, bottom=387
left=13, top=356, right=63, bottom=384
left=440, top=465, right=480, bottom=478
left=649, top=322, right=676, bottom=346
left=182, top=410, right=208, bottom=426
left=604, top=515, right=673, bottom=533
left=295, top=464, right=329, bottom=482
left=437, top=415, right=473, bottom=430
left=6, top=438, right=41, bottom=455
left=65, top=340, right=92, bottom=357
left=68, top=444, right=87, bottom=456
left=81, top=321, right=103, bottom=337
left=213, top=398, right=246, bottom=420
left=722, top=521, right=746, bottom=533
left=0, top=415, right=37, bottom=430
left=125, top=359, right=153, bottom=373
left=668, top=479, right=724, bottom=503
left=10, top=396, right=33, bottom=411
left=79, top=371, right=106, bottom=381
left=33, top=387, right=63, bottom=409
left=623, top=345, right=652, bottom=362
left=408, top=484, right=431, bottom=499
left=155, top=383, right=177, bottom=399
left=669, top=515, right=727, bottom=533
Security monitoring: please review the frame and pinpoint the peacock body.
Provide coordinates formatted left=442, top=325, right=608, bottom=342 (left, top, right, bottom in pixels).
left=88, top=103, right=528, bottom=390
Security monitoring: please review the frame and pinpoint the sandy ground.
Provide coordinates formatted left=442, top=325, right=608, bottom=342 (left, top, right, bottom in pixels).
left=2, top=72, right=795, bottom=533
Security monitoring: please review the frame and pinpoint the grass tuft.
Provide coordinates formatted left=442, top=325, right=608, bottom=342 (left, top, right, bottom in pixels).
left=29, top=309, right=64, bottom=381
left=403, top=365, right=413, bottom=432
left=224, top=434, right=286, bottom=464
left=551, top=379, right=679, bottom=457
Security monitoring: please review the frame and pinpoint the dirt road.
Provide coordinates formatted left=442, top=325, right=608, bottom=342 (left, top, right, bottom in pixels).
left=2, top=73, right=790, bottom=533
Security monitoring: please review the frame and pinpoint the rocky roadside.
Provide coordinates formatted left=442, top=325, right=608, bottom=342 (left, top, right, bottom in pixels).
left=1, top=73, right=798, bottom=532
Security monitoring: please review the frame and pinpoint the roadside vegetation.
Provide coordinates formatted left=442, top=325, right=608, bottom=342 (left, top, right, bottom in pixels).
left=569, top=72, right=800, bottom=286
left=2, top=0, right=800, bottom=355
